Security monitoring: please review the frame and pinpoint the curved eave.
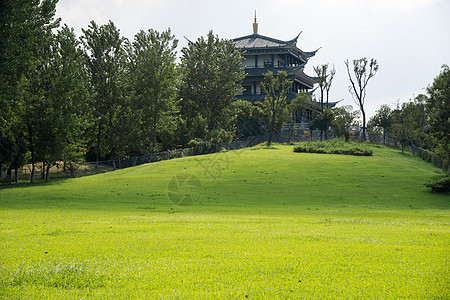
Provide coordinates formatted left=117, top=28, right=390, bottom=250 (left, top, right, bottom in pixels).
left=293, top=68, right=318, bottom=88
left=312, top=100, right=341, bottom=108
left=304, top=47, right=322, bottom=58
left=233, top=32, right=316, bottom=61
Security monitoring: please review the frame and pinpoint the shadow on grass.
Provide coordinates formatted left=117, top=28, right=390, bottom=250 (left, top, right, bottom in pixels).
left=0, top=177, right=73, bottom=190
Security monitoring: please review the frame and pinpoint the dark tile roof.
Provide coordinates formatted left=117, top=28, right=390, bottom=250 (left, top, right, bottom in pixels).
left=233, top=33, right=319, bottom=60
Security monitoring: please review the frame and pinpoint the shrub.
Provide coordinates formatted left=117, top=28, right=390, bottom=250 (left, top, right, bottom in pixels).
left=426, top=176, right=450, bottom=193
left=293, top=139, right=372, bottom=156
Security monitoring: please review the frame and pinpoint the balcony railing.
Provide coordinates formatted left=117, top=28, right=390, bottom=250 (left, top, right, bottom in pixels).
left=243, top=64, right=303, bottom=69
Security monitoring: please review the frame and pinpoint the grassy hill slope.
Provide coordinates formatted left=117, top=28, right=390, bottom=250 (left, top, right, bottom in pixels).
left=0, top=143, right=448, bottom=298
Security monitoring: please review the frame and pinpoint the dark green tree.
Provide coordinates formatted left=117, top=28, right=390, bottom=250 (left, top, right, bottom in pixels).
left=81, top=21, right=129, bottom=163
left=129, top=28, right=179, bottom=152
left=289, top=91, right=317, bottom=123
left=426, top=65, right=450, bottom=168
left=370, top=104, right=392, bottom=144
left=0, top=0, right=60, bottom=182
left=390, top=101, right=417, bottom=152
left=37, top=25, right=89, bottom=180
left=179, top=31, right=245, bottom=147
left=261, top=70, right=292, bottom=146
left=309, top=108, right=334, bottom=140
left=331, top=105, right=359, bottom=142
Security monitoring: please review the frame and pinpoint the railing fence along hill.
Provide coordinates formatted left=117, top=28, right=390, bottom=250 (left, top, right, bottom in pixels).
left=15, top=135, right=267, bottom=181
left=10, top=133, right=447, bottom=182
left=411, top=143, right=448, bottom=173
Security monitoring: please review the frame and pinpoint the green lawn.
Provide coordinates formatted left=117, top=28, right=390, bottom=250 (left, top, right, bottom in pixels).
left=0, top=143, right=448, bottom=299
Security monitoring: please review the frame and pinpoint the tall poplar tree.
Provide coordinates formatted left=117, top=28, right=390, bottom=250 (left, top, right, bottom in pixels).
left=81, top=21, right=128, bottom=162
left=345, top=57, right=379, bottom=140
left=129, top=28, right=178, bottom=152
left=261, top=71, right=292, bottom=146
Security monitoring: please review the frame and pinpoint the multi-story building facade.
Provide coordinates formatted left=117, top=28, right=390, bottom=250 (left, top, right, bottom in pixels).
left=233, top=14, right=319, bottom=104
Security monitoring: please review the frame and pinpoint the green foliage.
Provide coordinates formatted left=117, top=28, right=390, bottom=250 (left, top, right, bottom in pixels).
left=39, top=25, right=90, bottom=176
left=369, top=104, right=391, bottom=143
left=294, top=139, right=373, bottom=156
left=331, top=105, right=359, bottom=142
left=313, top=64, right=335, bottom=112
left=426, top=65, right=450, bottom=169
left=80, top=20, right=129, bottom=161
left=0, top=0, right=63, bottom=183
left=289, top=91, right=318, bottom=123
left=128, top=28, right=179, bottom=153
left=179, top=31, right=245, bottom=146
left=426, top=175, right=450, bottom=193
left=261, top=70, right=292, bottom=146
left=309, top=108, right=334, bottom=140
left=390, top=97, right=430, bottom=152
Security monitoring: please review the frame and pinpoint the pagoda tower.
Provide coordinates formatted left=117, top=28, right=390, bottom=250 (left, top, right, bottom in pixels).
left=233, top=13, right=320, bottom=105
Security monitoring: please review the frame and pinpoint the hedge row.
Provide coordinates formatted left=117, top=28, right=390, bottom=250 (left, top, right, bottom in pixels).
left=293, top=140, right=373, bottom=156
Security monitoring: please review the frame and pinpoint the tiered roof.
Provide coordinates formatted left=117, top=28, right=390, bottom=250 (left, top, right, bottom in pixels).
left=233, top=33, right=320, bottom=64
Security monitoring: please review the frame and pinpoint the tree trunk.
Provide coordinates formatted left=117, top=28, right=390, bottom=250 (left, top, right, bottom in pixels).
left=45, top=163, right=51, bottom=181
left=383, top=127, right=386, bottom=144
left=27, top=121, right=35, bottom=183
left=41, top=161, right=45, bottom=180
left=96, top=122, right=102, bottom=170
left=361, top=108, right=367, bottom=140
left=153, top=92, right=159, bottom=149
left=30, top=161, right=35, bottom=184
left=7, top=167, right=12, bottom=184
left=320, top=89, right=324, bottom=113
left=267, top=113, right=276, bottom=147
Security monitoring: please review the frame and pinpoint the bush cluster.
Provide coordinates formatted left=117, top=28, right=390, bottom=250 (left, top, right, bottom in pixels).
left=426, top=176, right=450, bottom=193
left=293, top=139, right=373, bottom=156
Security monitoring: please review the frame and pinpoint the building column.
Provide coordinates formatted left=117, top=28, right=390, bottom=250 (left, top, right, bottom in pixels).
left=253, top=82, right=257, bottom=95
left=254, top=55, right=258, bottom=68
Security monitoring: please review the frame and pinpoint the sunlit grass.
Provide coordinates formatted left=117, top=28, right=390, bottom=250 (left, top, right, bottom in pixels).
left=0, top=143, right=448, bottom=298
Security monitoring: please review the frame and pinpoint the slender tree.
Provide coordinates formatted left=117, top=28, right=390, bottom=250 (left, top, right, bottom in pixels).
left=38, top=25, right=89, bottom=180
left=390, top=102, right=416, bottom=152
left=314, top=64, right=336, bottom=139
left=331, top=105, right=360, bottom=142
left=370, top=104, right=392, bottom=144
left=290, top=91, right=312, bottom=124
left=261, top=71, right=292, bottom=146
left=313, top=64, right=327, bottom=113
left=344, top=57, right=379, bottom=140
left=325, top=65, right=336, bottom=107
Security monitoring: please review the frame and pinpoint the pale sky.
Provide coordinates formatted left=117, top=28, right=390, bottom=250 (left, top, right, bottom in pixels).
left=56, top=0, right=450, bottom=118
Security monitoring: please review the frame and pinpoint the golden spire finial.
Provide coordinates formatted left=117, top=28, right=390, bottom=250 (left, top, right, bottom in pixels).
left=253, top=10, right=258, bottom=34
